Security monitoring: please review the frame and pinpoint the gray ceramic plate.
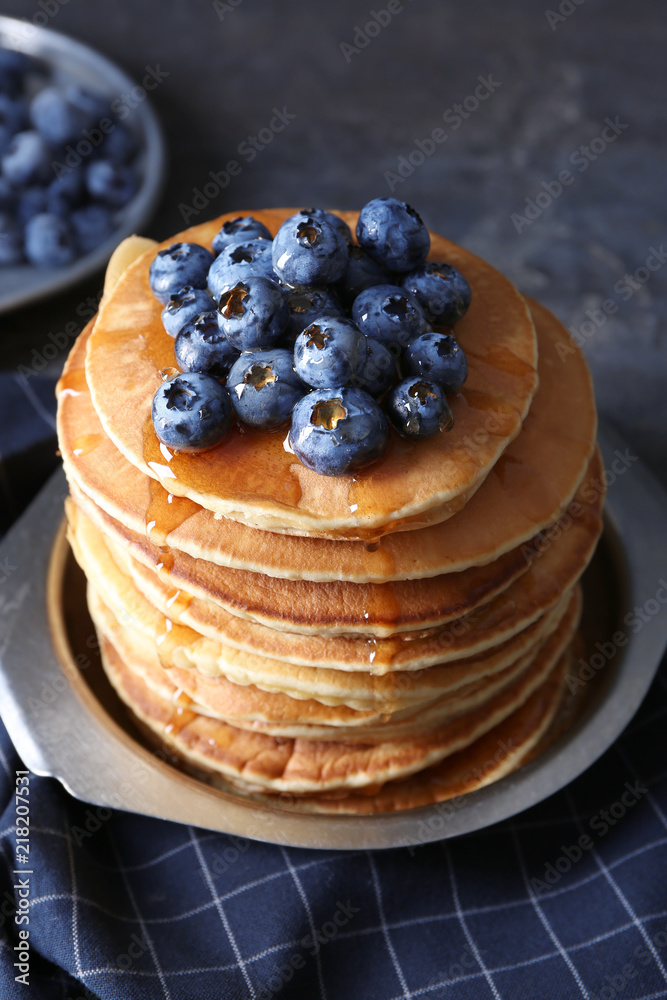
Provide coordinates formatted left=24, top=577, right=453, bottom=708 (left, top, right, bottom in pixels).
left=0, top=424, right=666, bottom=850
left=0, top=14, right=165, bottom=313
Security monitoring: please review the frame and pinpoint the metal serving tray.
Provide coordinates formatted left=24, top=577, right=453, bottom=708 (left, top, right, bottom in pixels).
left=0, top=424, right=666, bottom=850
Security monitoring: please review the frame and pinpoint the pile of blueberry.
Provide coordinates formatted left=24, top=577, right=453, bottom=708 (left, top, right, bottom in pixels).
left=0, top=49, right=139, bottom=268
left=150, top=198, right=471, bottom=477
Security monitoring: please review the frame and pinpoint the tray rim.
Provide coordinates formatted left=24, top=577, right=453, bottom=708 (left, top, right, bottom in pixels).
left=0, top=423, right=666, bottom=849
left=0, top=14, right=166, bottom=315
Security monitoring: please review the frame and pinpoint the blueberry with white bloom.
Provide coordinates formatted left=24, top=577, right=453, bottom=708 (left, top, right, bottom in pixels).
left=208, top=238, right=276, bottom=301
left=85, top=160, right=137, bottom=207
left=352, top=337, right=396, bottom=397
left=70, top=204, right=114, bottom=254
left=2, top=131, right=51, bottom=186
left=162, top=286, right=214, bottom=338
left=290, top=387, right=389, bottom=476
left=336, top=244, right=388, bottom=307
left=385, top=376, right=453, bottom=438
left=272, top=213, right=348, bottom=286
left=217, top=275, right=288, bottom=351
left=351, top=284, right=427, bottom=354
left=400, top=261, right=471, bottom=325
left=150, top=242, right=215, bottom=304
left=284, top=286, right=344, bottom=343
left=24, top=213, right=75, bottom=267
left=174, top=312, right=239, bottom=380
left=294, top=316, right=366, bottom=389
left=404, top=331, right=468, bottom=393
left=212, top=215, right=272, bottom=254
left=356, top=197, right=430, bottom=272
left=227, top=349, right=304, bottom=429
left=151, top=372, right=232, bottom=452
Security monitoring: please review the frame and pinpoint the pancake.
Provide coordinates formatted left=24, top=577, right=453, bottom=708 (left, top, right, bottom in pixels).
left=84, top=209, right=539, bottom=537
left=58, top=295, right=595, bottom=580
left=88, top=582, right=580, bottom=742
left=72, top=489, right=538, bottom=637
left=98, top=623, right=570, bottom=793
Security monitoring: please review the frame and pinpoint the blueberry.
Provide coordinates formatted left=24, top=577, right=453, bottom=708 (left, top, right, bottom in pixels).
left=356, top=197, right=430, bottom=272
left=0, top=213, right=23, bottom=265
left=85, top=159, right=138, bottom=207
left=151, top=372, right=232, bottom=452
left=290, top=387, right=389, bottom=476
left=385, top=376, right=453, bottom=438
left=351, top=284, right=427, bottom=355
left=96, top=123, right=139, bottom=164
left=208, top=238, right=275, bottom=301
left=0, top=178, right=15, bottom=212
left=46, top=167, right=85, bottom=216
left=217, top=275, right=288, bottom=351
left=0, top=51, right=31, bottom=98
left=291, top=208, right=353, bottom=245
left=0, top=95, right=28, bottom=137
left=400, top=261, right=471, bottom=325
left=2, top=131, right=51, bottom=186
left=212, top=215, right=272, bottom=254
left=272, top=213, right=348, bottom=286
left=162, top=286, right=214, bottom=338
left=24, top=213, right=75, bottom=267
left=16, top=186, right=48, bottom=225
left=70, top=204, right=115, bottom=254
left=227, top=349, right=304, bottom=429
left=294, top=316, right=366, bottom=389
left=64, top=84, right=107, bottom=124
left=150, top=242, right=215, bottom=304
left=0, top=125, right=12, bottom=158
left=404, top=331, right=468, bottom=393
left=352, top=337, right=396, bottom=397
left=284, top=286, right=344, bottom=344
left=174, top=312, right=239, bottom=380
left=30, top=86, right=90, bottom=146
left=336, top=244, right=388, bottom=307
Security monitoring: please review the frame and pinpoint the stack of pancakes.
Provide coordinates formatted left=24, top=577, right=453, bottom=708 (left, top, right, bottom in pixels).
left=56, top=209, right=603, bottom=814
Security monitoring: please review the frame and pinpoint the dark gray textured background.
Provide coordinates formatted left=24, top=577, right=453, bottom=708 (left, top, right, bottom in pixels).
left=2, top=0, right=665, bottom=478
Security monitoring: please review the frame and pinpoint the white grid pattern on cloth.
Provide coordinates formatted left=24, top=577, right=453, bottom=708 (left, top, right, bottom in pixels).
left=443, top=843, right=501, bottom=999
left=368, top=851, right=413, bottom=999
left=280, top=845, right=327, bottom=1000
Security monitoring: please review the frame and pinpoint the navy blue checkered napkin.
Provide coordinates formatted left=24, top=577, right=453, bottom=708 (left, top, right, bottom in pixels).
left=1, top=372, right=667, bottom=1000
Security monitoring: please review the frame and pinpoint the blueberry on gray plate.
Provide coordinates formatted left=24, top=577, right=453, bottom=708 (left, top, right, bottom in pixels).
left=162, top=286, right=214, bottom=338
left=294, top=315, right=366, bottom=389
left=356, top=197, right=430, bottom=273
left=291, top=208, right=353, bottom=245
left=217, top=275, right=288, bottom=351
left=404, top=331, right=468, bottom=392
left=85, top=160, right=137, bottom=207
left=174, top=312, right=239, bottom=379
left=0, top=213, right=23, bottom=265
left=24, top=213, right=75, bottom=267
left=385, top=376, right=453, bottom=438
left=2, top=130, right=51, bottom=186
left=351, top=284, right=427, bottom=355
left=212, top=215, right=272, bottom=254
left=284, top=286, right=344, bottom=344
left=149, top=242, right=216, bottom=304
left=400, top=261, right=471, bottom=325
left=290, top=386, right=389, bottom=476
left=70, top=204, right=114, bottom=254
left=336, top=244, right=388, bottom=307
left=272, top=213, right=349, bottom=286
left=352, top=337, right=396, bottom=397
left=208, top=238, right=275, bottom=301
left=227, top=348, right=304, bottom=429
left=151, top=371, right=232, bottom=452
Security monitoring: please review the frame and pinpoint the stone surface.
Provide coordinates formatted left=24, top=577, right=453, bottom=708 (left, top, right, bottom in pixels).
left=2, top=0, right=665, bottom=479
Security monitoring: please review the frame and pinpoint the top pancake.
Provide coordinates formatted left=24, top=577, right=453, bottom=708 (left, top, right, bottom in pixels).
left=58, top=296, right=596, bottom=580
left=84, top=208, right=539, bottom=536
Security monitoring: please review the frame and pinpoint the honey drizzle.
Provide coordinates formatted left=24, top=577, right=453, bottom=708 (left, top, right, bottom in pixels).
left=58, top=366, right=87, bottom=397
left=71, top=433, right=103, bottom=457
